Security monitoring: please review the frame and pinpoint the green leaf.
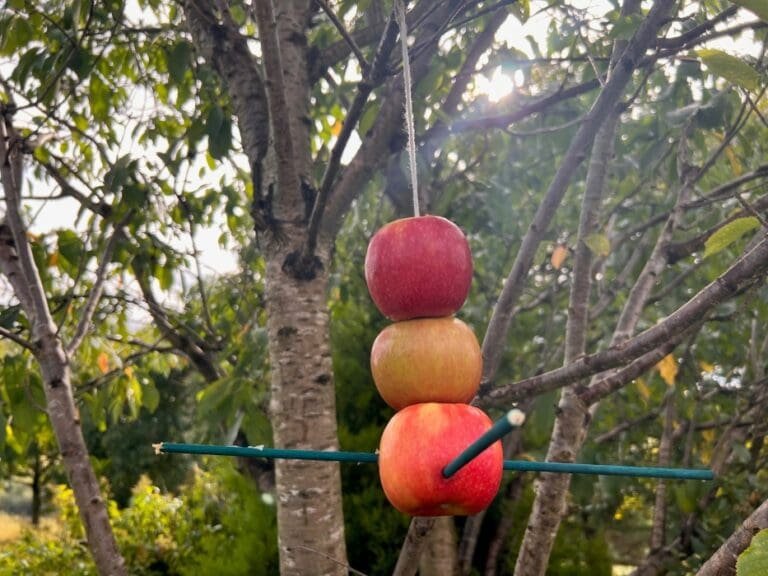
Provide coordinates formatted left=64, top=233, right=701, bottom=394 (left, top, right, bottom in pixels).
left=123, top=183, right=148, bottom=208
left=673, top=484, right=697, bottom=515
left=584, top=233, right=611, bottom=257
left=731, top=0, right=768, bottom=22
left=737, top=530, right=768, bottom=576
left=142, top=381, right=160, bottom=413
left=57, top=229, right=84, bottom=267
left=704, top=217, right=760, bottom=258
left=166, top=41, right=191, bottom=84
left=510, top=0, right=530, bottom=23
left=104, top=155, right=133, bottom=193
left=89, top=73, right=111, bottom=122
left=697, top=49, right=761, bottom=91
left=0, top=17, right=34, bottom=56
left=609, top=13, right=644, bottom=40
left=156, top=264, right=174, bottom=290
left=0, top=305, right=21, bottom=329
left=358, top=101, right=380, bottom=137
left=206, top=105, right=232, bottom=159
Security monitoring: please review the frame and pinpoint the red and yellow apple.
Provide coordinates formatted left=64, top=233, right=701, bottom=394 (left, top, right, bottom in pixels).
left=364, top=215, right=473, bottom=321
left=370, top=317, right=481, bottom=410
left=378, top=403, right=503, bottom=516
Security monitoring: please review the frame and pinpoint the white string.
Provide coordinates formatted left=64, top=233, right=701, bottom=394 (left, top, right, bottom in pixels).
left=394, top=0, right=420, bottom=217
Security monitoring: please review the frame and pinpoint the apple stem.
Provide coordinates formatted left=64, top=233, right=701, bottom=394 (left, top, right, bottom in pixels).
left=442, top=409, right=526, bottom=479
left=157, top=441, right=714, bottom=480
left=394, top=0, right=420, bottom=217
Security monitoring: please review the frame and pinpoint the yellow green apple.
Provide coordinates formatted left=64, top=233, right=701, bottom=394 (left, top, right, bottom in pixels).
left=370, top=317, right=481, bottom=410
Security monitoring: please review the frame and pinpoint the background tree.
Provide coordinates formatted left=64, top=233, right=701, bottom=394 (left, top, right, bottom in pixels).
left=1, top=1, right=768, bottom=576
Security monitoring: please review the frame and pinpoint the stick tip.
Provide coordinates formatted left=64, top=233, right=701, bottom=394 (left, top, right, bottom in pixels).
left=506, top=409, right=526, bottom=427
left=152, top=442, right=164, bottom=455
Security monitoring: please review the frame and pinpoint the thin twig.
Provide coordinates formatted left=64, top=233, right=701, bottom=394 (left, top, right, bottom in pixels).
left=504, top=114, right=585, bottom=137
left=481, top=235, right=768, bottom=406
left=315, top=0, right=369, bottom=71
left=734, top=190, right=768, bottom=229
left=746, top=94, right=768, bottom=128
left=65, top=219, right=128, bottom=356
left=0, top=326, right=34, bottom=351
left=304, top=9, right=399, bottom=255
left=288, top=545, right=368, bottom=576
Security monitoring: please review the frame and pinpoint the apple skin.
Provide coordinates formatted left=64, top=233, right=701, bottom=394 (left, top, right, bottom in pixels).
left=364, top=215, right=473, bottom=321
left=371, top=317, right=482, bottom=410
left=378, top=403, right=503, bottom=516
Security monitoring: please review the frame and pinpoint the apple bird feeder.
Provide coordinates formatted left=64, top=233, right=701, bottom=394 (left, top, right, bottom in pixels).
left=157, top=213, right=714, bottom=517
left=156, top=0, right=713, bottom=517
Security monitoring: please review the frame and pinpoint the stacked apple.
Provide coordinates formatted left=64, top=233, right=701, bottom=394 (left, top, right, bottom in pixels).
left=365, top=215, right=503, bottom=516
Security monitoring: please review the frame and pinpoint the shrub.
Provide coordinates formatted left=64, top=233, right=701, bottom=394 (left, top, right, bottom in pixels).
left=0, top=462, right=277, bottom=576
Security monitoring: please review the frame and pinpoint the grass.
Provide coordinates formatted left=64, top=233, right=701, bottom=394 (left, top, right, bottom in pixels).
left=0, top=512, right=61, bottom=543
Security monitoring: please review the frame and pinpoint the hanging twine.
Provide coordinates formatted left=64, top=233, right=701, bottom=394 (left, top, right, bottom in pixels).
left=394, top=0, right=420, bottom=217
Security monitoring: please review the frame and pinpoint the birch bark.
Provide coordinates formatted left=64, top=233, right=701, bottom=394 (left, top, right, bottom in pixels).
left=0, top=121, right=127, bottom=576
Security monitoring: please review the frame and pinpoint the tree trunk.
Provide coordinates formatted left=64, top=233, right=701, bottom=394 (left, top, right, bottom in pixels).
left=484, top=474, right=526, bottom=576
left=419, top=517, right=459, bottom=576
left=0, top=122, right=127, bottom=576
left=513, top=391, right=591, bottom=576
left=39, top=349, right=128, bottom=576
left=650, top=391, right=675, bottom=551
left=513, top=97, right=622, bottom=576
left=265, top=231, right=347, bottom=576
left=393, top=518, right=438, bottom=576
left=31, top=450, right=42, bottom=527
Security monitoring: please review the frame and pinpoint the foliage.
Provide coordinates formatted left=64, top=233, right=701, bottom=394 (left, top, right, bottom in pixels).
left=0, top=463, right=277, bottom=576
left=84, top=368, right=195, bottom=507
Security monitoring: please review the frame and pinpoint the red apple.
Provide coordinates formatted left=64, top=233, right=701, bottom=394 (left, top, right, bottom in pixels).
left=378, top=403, right=503, bottom=516
left=371, top=317, right=481, bottom=410
left=364, top=215, right=473, bottom=321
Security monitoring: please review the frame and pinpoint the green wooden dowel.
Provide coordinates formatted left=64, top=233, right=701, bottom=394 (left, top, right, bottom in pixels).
left=442, top=409, right=526, bottom=479
left=155, top=440, right=714, bottom=480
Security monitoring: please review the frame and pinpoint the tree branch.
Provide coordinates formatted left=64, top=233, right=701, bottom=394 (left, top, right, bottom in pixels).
left=649, top=388, right=676, bottom=551
left=419, top=7, right=508, bottom=170
left=593, top=403, right=666, bottom=444
left=0, top=104, right=128, bottom=576
left=303, top=10, right=399, bottom=256
left=656, top=6, right=739, bottom=50
left=579, top=323, right=701, bottom=406
left=132, top=263, right=220, bottom=382
left=308, top=1, right=433, bottom=83
left=481, top=234, right=768, bottom=407
left=481, top=0, right=678, bottom=388
left=695, top=499, right=768, bottom=576
left=442, top=79, right=600, bottom=135
left=182, top=0, right=270, bottom=220
left=392, top=518, right=437, bottom=576
left=65, top=220, right=127, bottom=356
left=665, top=193, right=768, bottom=264
left=322, top=0, right=468, bottom=235
left=314, top=0, right=368, bottom=71
left=253, top=0, right=301, bottom=211
left=0, top=325, right=33, bottom=351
